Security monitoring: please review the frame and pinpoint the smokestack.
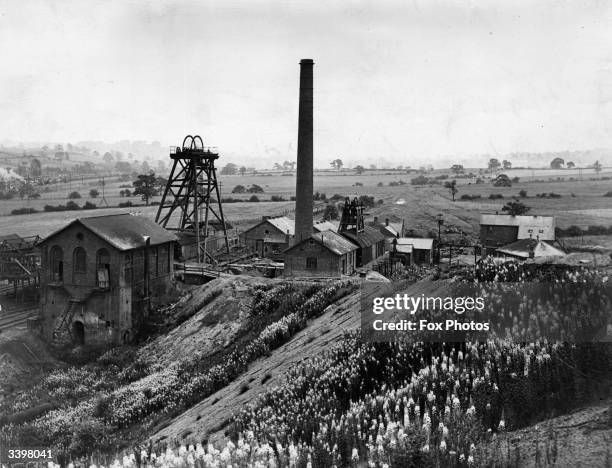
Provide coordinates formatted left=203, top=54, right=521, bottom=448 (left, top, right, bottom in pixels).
left=295, top=58, right=314, bottom=242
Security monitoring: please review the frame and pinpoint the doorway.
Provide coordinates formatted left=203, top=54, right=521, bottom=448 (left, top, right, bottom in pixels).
left=72, top=321, right=85, bottom=345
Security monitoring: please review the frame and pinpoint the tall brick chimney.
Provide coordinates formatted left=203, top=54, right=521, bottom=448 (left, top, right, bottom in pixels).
left=294, top=58, right=314, bottom=242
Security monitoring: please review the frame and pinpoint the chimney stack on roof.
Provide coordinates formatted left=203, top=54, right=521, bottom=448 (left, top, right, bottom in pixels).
left=294, top=58, right=314, bottom=242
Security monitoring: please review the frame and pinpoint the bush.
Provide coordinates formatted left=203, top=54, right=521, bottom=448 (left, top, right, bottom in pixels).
left=83, top=201, right=97, bottom=210
left=270, top=195, right=286, bottom=202
left=67, top=191, right=81, bottom=199
left=604, top=191, right=612, bottom=197
left=489, top=193, right=504, bottom=199
left=89, top=189, right=99, bottom=198
left=11, top=207, right=38, bottom=215
left=519, top=190, right=527, bottom=198
left=249, top=195, right=260, bottom=202
left=232, top=185, right=246, bottom=194
left=248, top=184, right=264, bottom=193
left=459, top=194, right=482, bottom=201
left=118, top=201, right=133, bottom=207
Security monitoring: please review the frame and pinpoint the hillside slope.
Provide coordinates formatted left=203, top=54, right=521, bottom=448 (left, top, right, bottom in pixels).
left=148, top=279, right=447, bottom=445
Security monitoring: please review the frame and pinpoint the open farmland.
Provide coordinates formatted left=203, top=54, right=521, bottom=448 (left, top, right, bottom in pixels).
left=3, top=168, right=612, bottom=239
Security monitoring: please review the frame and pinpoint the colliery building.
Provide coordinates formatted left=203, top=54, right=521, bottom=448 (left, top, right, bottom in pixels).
left=283, top=230, right=358, bottom=277
left=241, top=216, right=295, bottom=260
left=480, top=214, right=555, bottom=251
left=38, top=214, right=176, bottom=346
left=339, top=226, right=385, bottom=267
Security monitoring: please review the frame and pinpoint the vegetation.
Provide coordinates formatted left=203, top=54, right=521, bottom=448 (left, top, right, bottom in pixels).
left=67, top=191, right=82, bottom=199
left=501, top=200, right=530, bottom=216
left=444, top=179, right=458, bottom=201
left=132, top=172, right=161, bottom=205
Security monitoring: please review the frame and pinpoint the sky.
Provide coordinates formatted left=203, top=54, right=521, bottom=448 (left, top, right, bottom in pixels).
left=0, top=0, right=611, bottom=167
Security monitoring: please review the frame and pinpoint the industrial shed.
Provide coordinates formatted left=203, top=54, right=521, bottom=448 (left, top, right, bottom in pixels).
left=241, top=216, right=295, bottom=260
left=496, top=238, right=565, bottom=260
left=339, top=226, right=385, bottom=267
left=480, top=214, right=555, bottom=251
left=393, top=237, right=435, bottom=265
left=283, top=231, right=358, bottom=278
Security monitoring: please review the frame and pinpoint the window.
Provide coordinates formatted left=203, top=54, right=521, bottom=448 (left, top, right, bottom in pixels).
left=306, top=257, right=317, bottom=269
left=158, top=245, right=168, bottom=275
left=96, top=248, right=110, bottom=289
left=73, top=247, right=86, bottom=274
left=50, top=245, right=63, bottom=282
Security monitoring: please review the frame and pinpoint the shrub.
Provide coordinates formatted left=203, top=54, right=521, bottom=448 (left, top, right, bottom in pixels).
left=67, top=191, right=81, bottom=199
left=249, top=195, right=260, bottom=202
left=518, top=190, right=527, bottom=198
left=232, top=185, right=246, bottom=194
left=604, top=191, right=612, bottom=197
left=11, top=207, right=38, bottom=215
left=83, top=201, right=97, bottom=210
left=118, top=201, right=133, bottom=207
left=489, top=193, right=504, bottom=199
left=248, top=184, right=264, bottom=193
left=270, top=195, right=286, bottom=202
left=89, top=189, right=99, bottom=198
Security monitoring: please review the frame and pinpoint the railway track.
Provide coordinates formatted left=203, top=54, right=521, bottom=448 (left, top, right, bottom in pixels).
left=0, top=303, right=38, bottom=331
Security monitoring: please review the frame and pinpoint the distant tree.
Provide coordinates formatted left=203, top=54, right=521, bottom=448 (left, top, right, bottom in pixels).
left=550, top=157, right=564, bottom=169
left=492, top=174, right=512, bottom=187
left=67, top=191, right=82, bottom=199
left=323, top=203, right=339, bottom=221
left=18, top=183, right=36, bottom=199
left=89, top=189, right=99, bottom=198
left=248, top=184, right=264, bottom=193
left=239, top=166, right=247, bottom=176
left=502, top=200, right=530, bottom=216
left=593, top=160, right=602, bottom=174
left=502, top=160, right=512, bottom=170
left=41, top=145, right=49, bottom=152
left=83, top=201, right=97, bottom=210
left=220, top=163, right=238, bottom=175
left=282, top=161, right=296, bottom=171
left=141, top=161, right=150, bottom=173
left=369, top=164, right=377, bottom=170
left=54, top=144, right=63, bottom=152
left=330, top=159, right=344, bottom=170
left=232, top=185, right=246, bottom=194
left=488, top=158, right=501, bottom=174
left=354, top=165, right=365, bottom=174
left=103, top=152, right=114, bottom=164
left=273, top=162, right=283, bottom=171
left=30, top=158, right=42, bottom=177
left=377, top=182, right=383, bottom=187
left=132, top=172, right=160, bottom=205
left=66, top=201, right=80, bottom=210
left=115, top=161, right=132, bottom=172
left=248, top=195, right=260, bottom=202
left=451, top=164, right=464, bottom=174
left=519, top=190, right=527, bottom=198
left=444, top=180, right=458, bottom=201
left=566, top=161, right=575, bottom=169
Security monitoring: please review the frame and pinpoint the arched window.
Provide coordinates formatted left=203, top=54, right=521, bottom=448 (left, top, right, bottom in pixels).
left=73, top=247, right=87, bottom=274
left=50, top=245, right=63, bottom=282
left=96, top=248, right=110, bottom=289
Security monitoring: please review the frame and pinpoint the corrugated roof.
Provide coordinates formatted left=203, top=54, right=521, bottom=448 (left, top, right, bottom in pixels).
left=313, top=220, right=339, bottom=232
left=41, top=214, right=177, bottom=251
left=496, top=238, right=565, bottom=259
left=396, top=237, right=435, bottom=250
left=340, top=226, right=385, bottom=248
left=266, top=216, right=295, bottom=235
left=395, top=244, right=413, bottom=254
left=480, top=214, right=555, bottom=240
left=286, top=231, right=358, bottom=256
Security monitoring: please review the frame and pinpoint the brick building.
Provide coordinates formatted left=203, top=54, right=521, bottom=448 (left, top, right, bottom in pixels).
left=38, top=214, right=176, bottom=346
left=283, top=231, right=357, bottom=277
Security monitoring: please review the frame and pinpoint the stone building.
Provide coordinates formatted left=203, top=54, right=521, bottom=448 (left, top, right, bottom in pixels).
left=38, top=214, right=176, bottom=346
left=283, top=231, right=357, bottom=277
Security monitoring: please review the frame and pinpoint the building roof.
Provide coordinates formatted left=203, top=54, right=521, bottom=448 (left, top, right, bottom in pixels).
left=313, top=220, right=339, bottom=233
left=395, top=237, right=435, bottom=250
left=267, top=216, right=295, bottom=235
left=496, top=238, right=565, bottom=259
left=394, top=244, right=413, bottom=254
left=40, top=214, right=177, bottom=251
left=480, top=214, right=555, bottom=240
left=339, top=226, right=385, bottom=248
left=285, top=231, right=358, bottom=256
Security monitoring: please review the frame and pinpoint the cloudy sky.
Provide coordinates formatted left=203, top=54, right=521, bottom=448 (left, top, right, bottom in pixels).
left=1, top=0, right=611, bottom=167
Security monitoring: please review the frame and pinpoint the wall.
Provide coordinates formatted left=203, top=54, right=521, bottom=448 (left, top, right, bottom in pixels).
left=284, top=241, right=354, bottom=277
left=480, top=225, right=519, bottom=247
left=241, top=221, right=292, bottom=258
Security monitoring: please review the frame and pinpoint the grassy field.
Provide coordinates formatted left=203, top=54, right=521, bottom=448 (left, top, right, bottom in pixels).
left=2, top=169, right=612, bottom=239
